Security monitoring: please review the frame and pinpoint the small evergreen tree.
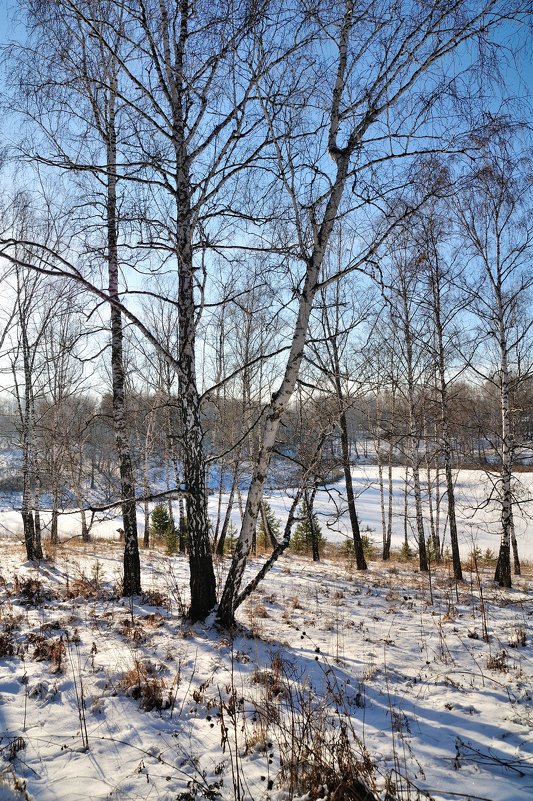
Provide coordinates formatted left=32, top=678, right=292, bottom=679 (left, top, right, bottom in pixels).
left=291, top=499, right=324, bottom=560
left=399, top=539, right=414, bottom=561
left=150, top=503, right=177, bottom=554
left=342, top=533, right=375, bottom=563
left=222, top=522, right=238, bottom=555
left=256, top=501, right=282, bottom=550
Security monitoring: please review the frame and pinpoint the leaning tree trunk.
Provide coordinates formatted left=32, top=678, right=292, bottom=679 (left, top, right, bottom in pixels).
left=217, top=2, right=382, bottom=624
left=217, top=254, right=323, bottom=626
left=217, top=90, right=369, bottom=624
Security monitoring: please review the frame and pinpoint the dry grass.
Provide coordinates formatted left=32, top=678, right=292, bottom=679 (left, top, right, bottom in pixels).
left=121, top=659, right=172, bottom=711
left=28, top=633, right=66, bottom=673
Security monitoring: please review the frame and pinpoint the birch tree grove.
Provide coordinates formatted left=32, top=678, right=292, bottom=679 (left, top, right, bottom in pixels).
left=0, top=0, right=530, bottom=624
left=384, top=237, right=431, bottom=572
left=418, top=210, right=465, bottom=581
left=217, top=0, right=527, bottom=625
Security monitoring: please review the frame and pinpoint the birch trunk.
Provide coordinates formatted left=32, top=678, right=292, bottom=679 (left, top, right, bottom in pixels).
left=215, top=460, right=240, bottom=557
left=18, top=289, right=42, bottom=561
left=159, top=1, right=216, bottom=618
left=430, top=257, right=462, bottom=579
left=106, top=87, right=141, bottom=596
left=218, top=142, right=354, bottom=625
left=378, top=454, right=388, bottom=559
left=494, top=328, right=513, bottom=588
left=33, top=478, right=43, bottom=559
left=400, top=281, right=428, bottom=572
left=386, top=386, right=397, bottom=559
left=76, top=458, right=90, bottom=543
left=217, top=0, right=376, bottom=623
left=217, top=258, right=322, bottom=625
left=307, top=487, right=320, bottom=563
left=510, top=508, right=521, bottom=575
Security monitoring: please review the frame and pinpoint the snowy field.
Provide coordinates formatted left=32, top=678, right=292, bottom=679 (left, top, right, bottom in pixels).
left=1, top=466, right=531, bottom=560
left=1, top=466, right=532, bottom=800
left=0, top=541, right=532, bottom=801
left=258, top=466, right=533, bottom=560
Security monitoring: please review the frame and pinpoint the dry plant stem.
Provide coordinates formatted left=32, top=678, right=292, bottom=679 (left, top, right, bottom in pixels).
left=472, top=550, right=489, bottom=643
left=427, top=546, right=434, bottom=606
left=66, top=633, right=89, bottom=751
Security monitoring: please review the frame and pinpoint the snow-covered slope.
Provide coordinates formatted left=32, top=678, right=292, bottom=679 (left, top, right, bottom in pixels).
left=0, top=541, right=532, bottom=801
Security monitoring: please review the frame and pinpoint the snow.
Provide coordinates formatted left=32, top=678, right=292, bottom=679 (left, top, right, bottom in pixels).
left=1, top=540, right=533, bottom=800
left=2, top=465, right=531, bottom=560
left=0, top=466, right=532, bottom=800
left=237, top=466, right=533, bottom=560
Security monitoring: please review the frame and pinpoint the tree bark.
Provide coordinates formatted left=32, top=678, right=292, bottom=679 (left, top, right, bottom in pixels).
left=494, top=280, right=513, bottom=588
left=339, top=408, right=367, bottom=569
left=107, top=86, right=141, bottom=596
left=400, top=279, right=428, bottom=572
left=429, top=254, right=462, bottom=579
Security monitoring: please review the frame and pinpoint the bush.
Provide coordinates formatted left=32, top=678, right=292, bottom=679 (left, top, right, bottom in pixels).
left=0, top=631, right=15, bottom=657
left=426, top=536, right=439, bottom=563
left=361, top=531, right=375, bottom=559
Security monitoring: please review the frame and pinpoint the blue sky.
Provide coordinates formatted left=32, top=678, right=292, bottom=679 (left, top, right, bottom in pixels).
left=0, top=1, right=21, bottom=44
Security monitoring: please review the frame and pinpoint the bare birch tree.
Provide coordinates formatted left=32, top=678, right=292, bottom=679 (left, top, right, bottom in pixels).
left=307, top=270, right=374, bottom=570
left=416, top=208, right=466, bottom=580
left=454, top=134, right=533, bottom=587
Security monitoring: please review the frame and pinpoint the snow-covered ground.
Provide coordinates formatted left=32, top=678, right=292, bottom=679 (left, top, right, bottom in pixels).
left=1, top=466, right=531, bottom=560
left=261, top=465, right=533, bottom=560
left=0, top=541, right=532, bottom=801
